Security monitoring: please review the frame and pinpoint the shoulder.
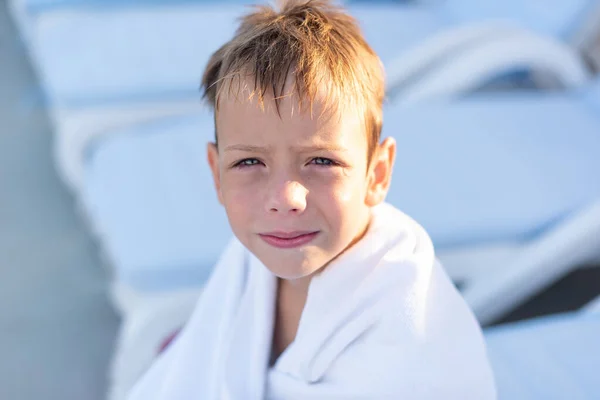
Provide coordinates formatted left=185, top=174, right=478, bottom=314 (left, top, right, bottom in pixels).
left=367, top=260, right=497, bottom=398
left=327, top=291, right=497, bottom=398
left=371, top=205, right=482, bottom=342
left=339, top=214, right=497, bottom=397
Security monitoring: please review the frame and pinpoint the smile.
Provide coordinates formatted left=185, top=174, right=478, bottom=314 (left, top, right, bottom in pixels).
left=259, top=231, right=319, bottom=249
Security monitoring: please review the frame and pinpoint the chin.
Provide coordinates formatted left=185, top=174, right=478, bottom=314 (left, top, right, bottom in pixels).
left=262, top=262, right=315, bottom=280
left=259, top=254, right=323, bottom=280
left=275, top=269, right=316, bottom=280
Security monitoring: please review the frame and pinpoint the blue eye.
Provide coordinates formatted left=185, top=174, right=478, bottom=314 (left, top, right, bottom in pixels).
left=234, top=158, right=261, bottom=168
left=311, top=157, right=336, bottom=166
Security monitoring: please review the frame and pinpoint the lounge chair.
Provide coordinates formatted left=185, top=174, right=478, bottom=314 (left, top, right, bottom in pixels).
left=484, top=297, right=600, bottom=399
left=8, top=1, right=597, bottom=191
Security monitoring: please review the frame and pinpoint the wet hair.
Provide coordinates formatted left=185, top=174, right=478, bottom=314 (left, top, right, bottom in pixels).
left=201, top=0, right=385, bottom=160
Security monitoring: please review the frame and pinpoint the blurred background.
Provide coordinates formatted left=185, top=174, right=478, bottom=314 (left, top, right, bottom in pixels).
left=1, top=0, right=599, bottom=399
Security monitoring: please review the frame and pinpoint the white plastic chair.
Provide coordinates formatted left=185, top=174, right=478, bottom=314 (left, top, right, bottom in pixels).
left=9, top=1, right=598, bottom=193
left=385, top=24, right=591, bottom=102
left=484, top=297, right=600, bottom=399
left=383, top=77, right=600, bottom=324
left=17, top=3, right=440, bottom=192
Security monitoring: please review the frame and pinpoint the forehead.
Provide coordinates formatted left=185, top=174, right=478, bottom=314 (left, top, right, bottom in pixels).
left=215, top=79, right=365, bottom=149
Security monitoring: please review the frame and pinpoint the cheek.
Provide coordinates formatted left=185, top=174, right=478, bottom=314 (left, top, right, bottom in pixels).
left=220, top=173, right=264, bottom=224
left=309, top=170, right=365, bottom=200
left=307, top=172, right=367, bottom=219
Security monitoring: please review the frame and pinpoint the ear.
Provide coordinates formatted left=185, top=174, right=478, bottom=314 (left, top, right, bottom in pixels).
left=207, top=142, right=224, bottom=205
left=365, top=137, right=396, bottom=207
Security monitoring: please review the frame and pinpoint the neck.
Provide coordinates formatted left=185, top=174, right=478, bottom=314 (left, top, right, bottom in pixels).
left=280, top=274, right=312, bottom=299
left=271, top=276, right=311, bottom=364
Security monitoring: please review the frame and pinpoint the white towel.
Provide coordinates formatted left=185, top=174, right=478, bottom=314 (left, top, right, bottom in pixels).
left=128, top=203, right=496, bottom=399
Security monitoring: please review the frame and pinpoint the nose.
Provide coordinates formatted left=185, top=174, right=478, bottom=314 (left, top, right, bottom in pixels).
left=265, top=178, right=308, bottom=214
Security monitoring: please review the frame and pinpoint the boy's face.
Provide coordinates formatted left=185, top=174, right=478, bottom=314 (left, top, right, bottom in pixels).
left=208, top=84, right=395, bottom=280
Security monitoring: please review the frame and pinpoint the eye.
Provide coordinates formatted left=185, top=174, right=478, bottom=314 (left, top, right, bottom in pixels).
left=311, top=157, right=337, bottom=166
left=233, top=158, right=262, bottom=168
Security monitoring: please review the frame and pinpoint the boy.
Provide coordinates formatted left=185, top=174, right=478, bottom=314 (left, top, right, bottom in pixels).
left=128, top=0, right=496, bottom=398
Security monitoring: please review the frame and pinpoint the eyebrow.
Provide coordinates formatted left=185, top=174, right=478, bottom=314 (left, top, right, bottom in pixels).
left=223, top=144, right=270, bottom=153
left=223, top=144, right=349, bottom=153
left=293, top=145, right=349, bottom=153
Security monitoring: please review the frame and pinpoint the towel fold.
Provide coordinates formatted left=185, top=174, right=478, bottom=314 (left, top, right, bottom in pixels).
left=128, top=203, right=496, bottom=399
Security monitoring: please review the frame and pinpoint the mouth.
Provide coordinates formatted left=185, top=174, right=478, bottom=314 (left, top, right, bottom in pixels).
left=258, top=231, right=319, bottom=249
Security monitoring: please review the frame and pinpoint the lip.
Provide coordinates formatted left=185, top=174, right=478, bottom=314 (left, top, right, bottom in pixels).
left=259, top=231, right=319, bottom=249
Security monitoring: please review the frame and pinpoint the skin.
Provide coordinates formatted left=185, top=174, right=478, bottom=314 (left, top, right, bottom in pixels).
left=207, top=79, right=395, bottom=358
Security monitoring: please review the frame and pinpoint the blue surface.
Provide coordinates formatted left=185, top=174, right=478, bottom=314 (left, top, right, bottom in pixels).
left=20, top=0, right=412, bottom=13
left=485, top=312, right=600, bottom=399
left=20, top=0, right=260, bottom=14
left=0, top=2, right=119, bottom=398
left=28, top=3, right=439, bottom=106
left=82, top=112, right=231, bottom=292
left=18, top=0, right=597, bottom=106
left=385, top=83, right=600, bottom=247
left=442, top=0, right=599, bottom=39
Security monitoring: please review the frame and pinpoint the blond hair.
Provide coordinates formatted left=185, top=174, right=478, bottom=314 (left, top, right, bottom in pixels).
left=201, top=0, right=385, bottom=160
